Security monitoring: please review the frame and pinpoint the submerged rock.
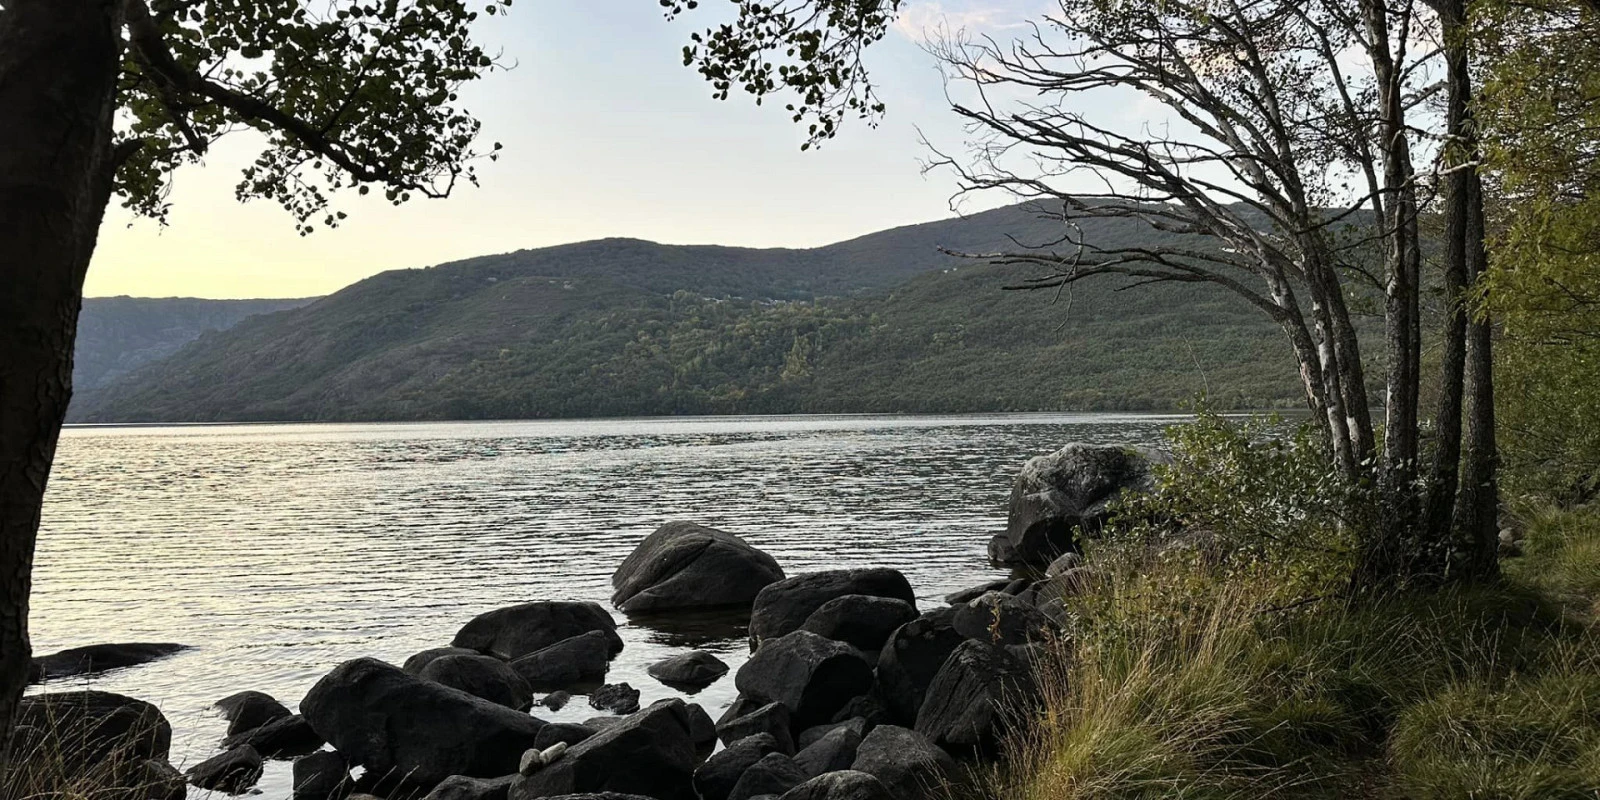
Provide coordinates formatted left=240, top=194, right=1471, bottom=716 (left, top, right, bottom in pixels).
left=646, top=650, right=730, bottom=690
left=612, top=522, right=786, bottom=613
left=301, top=657, right=545, bottom=785
left=30, top=643, right=190, bottom=683
left=749, top=569, right=916, bottom=649
left=453, top=601, right=623, bottom=661
left=588, top=683, right=641, bottom=715
left=990, top=443, right=1159, bottom=566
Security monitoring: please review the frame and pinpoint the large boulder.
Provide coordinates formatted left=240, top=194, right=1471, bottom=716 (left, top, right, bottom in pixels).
left=735, top=631, right=875, bottom=729
left=750, top=570, right=916, bottom=649
left=716, top=701, right=795, bottom=754
left=950, top=591, right=1059, bottom=647
left=779, top=771, right=894, bottom=800
left=611, top=522, right=785, bottom=613
left=693, top=733, right=782, bottom=800
left=849, top=726, right=953, bottom=800
left=186, top=745, right=264, bottom=794
left=214, top=690, right=290, bottom=738
left=875, top=608, right=966, bottom=726
left=509, top=699, right=700, bottom=800
left=991, top=444, right=1159, bottom=566
left=534, top=723, right=597, bottom=750
left=914, top=640, right=1037, bottom=755
left=453, top=602, right=623, bottom=661
left=424, top=774, right=516, bottom=800
left=301, top=658, right=545, bottom=786
left=403, top=646, right=482, bottom=675
left=509, top=631, right=612, bottom=691
left=292, top=750, right=351, bottom=800
left=800, top=595, right=919, bottom=654
left=420, top=653, right=534, bottom=710
left=793, top=725, right=861, bottom=777
left=14, top=690, right=172, bottom=787
left=646, top=650, right=729, bottom=690
left=221, top=713, right=324, bottom=758
left=728, top=752, right=808, bottom=800
left=30, top=643, right=189, bottom=683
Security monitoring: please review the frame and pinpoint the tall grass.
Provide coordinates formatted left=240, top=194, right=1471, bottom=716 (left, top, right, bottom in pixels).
left=976, top=507, right=1600, bottom=800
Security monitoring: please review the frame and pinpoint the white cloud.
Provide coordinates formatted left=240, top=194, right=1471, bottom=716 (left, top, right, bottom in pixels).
left=890, top=0, right=1049, bottom=43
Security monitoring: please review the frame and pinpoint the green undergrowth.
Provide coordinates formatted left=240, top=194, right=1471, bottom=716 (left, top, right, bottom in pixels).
left=975, top=421, right=1600, bottom=800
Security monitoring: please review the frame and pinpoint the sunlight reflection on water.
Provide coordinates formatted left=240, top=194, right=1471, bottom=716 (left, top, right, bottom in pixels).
left=33, top=413, right=1179, bottom=797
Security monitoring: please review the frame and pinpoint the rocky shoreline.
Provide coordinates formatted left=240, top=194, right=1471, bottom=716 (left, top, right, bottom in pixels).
left=14, top=444, right=1156, bottom=800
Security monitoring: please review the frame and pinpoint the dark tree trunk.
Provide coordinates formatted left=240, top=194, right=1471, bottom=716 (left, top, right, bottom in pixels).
left=1423, top=0, right=1473, bottom=569
left=1456, top=172, right=1500, bottom=580
left=0, top=0, right=125, bottom=746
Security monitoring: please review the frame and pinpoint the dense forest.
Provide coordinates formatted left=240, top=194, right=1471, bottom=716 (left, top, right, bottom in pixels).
left=72, top=203, right=1304, bottom=422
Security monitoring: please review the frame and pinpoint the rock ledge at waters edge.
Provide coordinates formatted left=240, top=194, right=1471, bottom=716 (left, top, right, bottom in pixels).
left=20, top=445, right=1154, bottom=800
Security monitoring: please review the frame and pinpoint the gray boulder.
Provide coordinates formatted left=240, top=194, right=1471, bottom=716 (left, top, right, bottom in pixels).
left=510, top=631, right=612, bottom=691
left=950, top=591, right=1059, bottom=647
left=221, top=713, right=324, bottom=758
left=611, top=522, right=785, bottom=613
left=30, top=643, right=189, bottom=683
left=646, top=650, right=729, bottom=690
left=729, top=752, right=808, bottom=800
left=990, top=444, right=1159, bottom=566
left=778, top=771, right=893, bottom=800
left=403, top=646, right=482, bottom=675
left=875, top=608, right=966, bottom=725
left=186, top=745, right=263, bottom=794
left=736, top=631, right=874, bottom=729
left=453, top=601, right=623, bottom=660
left=509, top=699, right=700, bottom=800
left=849, top=726, right=953, bottom=800
left=793, top=724, right=861, bottom=777
left=144, top=757, right=187, bottom=800
left=749, top=569, right=916, bottom=649
left=914, top=640, right=1037, bottom=755
left=796, top=717, right=869, bottom=750
left=14, top=690, right=172, bottom=786
left=534, top=723, right=597, bottom=749
left=421, top=653, right=534, bottom=710
left=214, top=690, right=290, bottom=738
left=800, top=595, right=919, bottom=654
left=301, top=658, right=545, bottom=785
left=693, top=733, right=781, bottom=800
left=291, top=750, right=350, bottom=800
left=685, top=702, right=718, bottom=758
left=716, top=701, right=795, bottom=754
left=587, top=683, right=640, bottom=715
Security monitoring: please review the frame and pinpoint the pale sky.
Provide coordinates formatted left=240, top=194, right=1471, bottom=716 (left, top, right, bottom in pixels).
left=85, top=1, right=1060, bottom=299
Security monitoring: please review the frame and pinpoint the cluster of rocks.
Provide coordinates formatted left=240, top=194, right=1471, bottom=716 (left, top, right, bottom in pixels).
left=16, top=443, right=1151, bottom=800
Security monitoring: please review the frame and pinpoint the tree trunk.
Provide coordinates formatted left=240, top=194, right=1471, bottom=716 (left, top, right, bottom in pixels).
left=1456, top=170, right=1500, bottom=580
left=1423, top=0, right=1473, bottom=568
left=0, top=0, right=125, bottom=747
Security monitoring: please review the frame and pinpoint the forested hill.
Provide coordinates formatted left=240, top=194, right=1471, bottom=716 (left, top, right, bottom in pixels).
left=72, top=204, right=1307, bottom=422
left=74, top=296, right=315, bottom=392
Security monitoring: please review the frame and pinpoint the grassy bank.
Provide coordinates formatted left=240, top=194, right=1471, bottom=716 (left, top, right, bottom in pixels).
left=981, top=503, right=1600, bottom=799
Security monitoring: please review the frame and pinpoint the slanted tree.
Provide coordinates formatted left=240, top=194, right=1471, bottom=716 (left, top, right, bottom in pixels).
left=0, top=0, right=900, bottom=747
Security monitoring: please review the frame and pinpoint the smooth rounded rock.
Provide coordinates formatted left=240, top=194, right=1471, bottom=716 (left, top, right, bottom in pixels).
left=801, top=595, right=919, bottom=654
left=793, top=724, right=861, bottom=778
left=612, top=522, right=785, bottom=613
left=693, top=733, right=781, bottom=800
left=186, top=744, right=263, bottom=794
left=778, top=771, right=894, bottom=800
left=950, top=591, right=1058, bottom=647
left=646, top=650, right=730, bottom=690
left=214, top=690, right=291, bottom=738
left=729, top=752, right=807, bottom=800
left=849, top=726, right=953, bottom=800
left=291, top=750, right=350, bottom=800
left=875, top=608, right=966, bottom=726
left=222, top=713, right=324, bottom=759
left=749, top=569, right=916, bottom=649
left=509, top=699, right=700, bottom=800
left=735, top=631, right=874, bottom=729
left=914, top=640, right=1037, bottom=754
left=716, top=702, right=795, bottom=754
left=453, top=601, right=623, bottom=661
left=510, top=631, right=612, bottom=692
left=992, top=444, right=1159, bottom=566
left=421, top=653, right=534, bottom=710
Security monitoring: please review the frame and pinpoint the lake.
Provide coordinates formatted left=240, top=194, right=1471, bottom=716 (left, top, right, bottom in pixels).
left=31, top=413, right=1180, bottom=796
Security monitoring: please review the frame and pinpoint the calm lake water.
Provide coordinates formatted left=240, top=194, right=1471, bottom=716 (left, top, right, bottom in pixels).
left=31, top=413, right=1180, bottom=797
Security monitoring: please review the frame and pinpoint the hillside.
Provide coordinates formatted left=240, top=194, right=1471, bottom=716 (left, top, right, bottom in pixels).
left=74, top=296, right=314, bottom=393
left=72, top=204, right=1309, bottom=422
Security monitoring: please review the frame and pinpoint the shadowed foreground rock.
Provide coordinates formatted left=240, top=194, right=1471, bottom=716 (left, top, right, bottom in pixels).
left=509, top=699, right=701, bottom=800
left=292, top=750, right=351, bottom=800
left=779, top=770, right=894, bottom=800
left=850, top=726, right=953, bottom=800
left=800, top=595, right=919, bottom=654
left=301, top=657, right=545, bottom=785
left=453, top=601, right=623, bottom=660
left=29, top=643, right=191, bottom=683
left=749, top=569, right=916, bottom=648
left=875, top=607, right=966, bottom=726
left=419, top=653, right=533, bottom=710
left=914, top=639, right=1038, bottom=754
left=735, top=631, right=875, bottom=729
left=186, top=744, right=264, bottom=794
left=989, top=443, right=1159, bottom=566
left=221, top=713, right=324, bottom=758
left=728, top=751, right=808, bottom=800
left=612, top=522, right=785, bottom=613
left=694, top=733, right=782, bottom=800
left=13, top=690, right=173, bottom=775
